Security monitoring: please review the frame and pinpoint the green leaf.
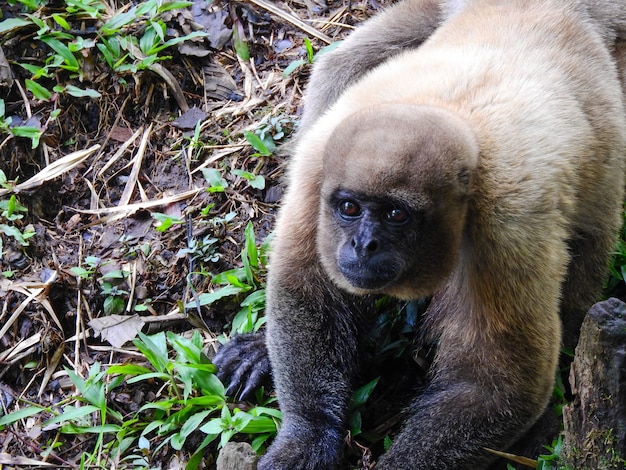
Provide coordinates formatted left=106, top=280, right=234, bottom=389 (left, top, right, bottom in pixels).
left=210, top=268, right=247, bottom=286
left=251, top=433, right=273, bottom=452
left=152, top=212, right=183, bottom=232
left=103, top=295, right=125, bottom=315
left=52, top=14, right=70, bottom=30
left=243, top=131, right=271, bottom=156
left=201, top=168, right=228, bottom=192
left=106, top=364, right=153, bottom=376
left=25, top=14, right=47, bottom=34
left=314, top=41, right=342, bottom=59
left=349, top=410, right=362, bottom=437
left=63, top=85, right=101, bottom=98
left=282, top=59, right=306, bottom=77
left=249, top=406, right=282, bottom=419
left=199, top=417, right=224, bottom=435
left=249, top=174, right=265, bottom=189
left=184, top=285, right=244, bottom=309
left=176, top=363, right=224, bottom=397
left=18, top=0, right=46, bottom=10
left=66, top=363, right=106, bottom=409
left=140, top=25, right=159, bottom=56
left=244, top=222, right=259, bottom=271
left=134, top=332, right=169, bottom=373
left=18, top=62, right=49, bottom=79
left=100, top=8, right=138, bottom=35
left=167, top=332, right=202, bottom=363
left=101, top=269, right=128, bottom=280
left=157, top=1, right=192, bottom=13
left=6, top=195, right=16, bottom=218
left=238, top=415, right=276, bottom=434
left=0, top=223, right=32, bottom=245
left=232, top=19, right=249, bottom=60
left=351, top=377, right=380, bottom=409
left=58, top=423, right=122, bottom=434
left=0, top=406, right=43, bottom=427
left=40, top=37, right=80, bottom=71
left=231, top=410, right=254, bottom=432
left=139, top=399, right=177, bottom=412
left=231, top=169, right=266, bottom=190
left=304, top=37, right=314, bottom=63
left=127, top=372, right=172, bottom=385
left=0, top=18, right=32, bottom=34
left=147, top=31, right=207, bottom=55
left=171, top=409, right=212, bottom=450
left=135, top=0, right=158, bottom=17
left=25, top=79, right=52, bottom=100
left=43, top=405, right=100, bottom=426
left=11, top=125, right=41, bottom=138
left=240, top=289, right=265, bottom=308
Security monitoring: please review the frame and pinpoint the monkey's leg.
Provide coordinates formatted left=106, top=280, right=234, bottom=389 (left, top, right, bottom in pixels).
left=492, top=223, right=624, bottom=468
left=377, top=329, right=559, bottom=468
left=299, top=0, right=443, bottom=131
left=560, top=231, right=619, bottom=354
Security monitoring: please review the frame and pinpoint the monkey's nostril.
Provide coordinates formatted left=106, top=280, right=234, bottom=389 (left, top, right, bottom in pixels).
left=365, top=240, right=379, bottom=252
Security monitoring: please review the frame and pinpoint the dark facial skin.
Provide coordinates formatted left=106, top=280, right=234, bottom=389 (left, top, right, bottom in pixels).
left=330, top=189, right=413, bottom=290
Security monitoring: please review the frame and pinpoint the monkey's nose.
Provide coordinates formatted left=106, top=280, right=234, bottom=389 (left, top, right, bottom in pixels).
left=351, top=236, right=380, bottom=256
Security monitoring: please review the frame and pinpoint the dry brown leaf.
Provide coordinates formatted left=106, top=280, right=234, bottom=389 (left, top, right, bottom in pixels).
left=89, top=314, right=146, bottom=348
left=0, top=145, right=100, bottom=197
left=0, top=453, right=55, bottom=466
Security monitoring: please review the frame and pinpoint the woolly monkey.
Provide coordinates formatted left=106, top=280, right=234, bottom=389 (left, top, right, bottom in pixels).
left=215, top=0, right=626, bottom=467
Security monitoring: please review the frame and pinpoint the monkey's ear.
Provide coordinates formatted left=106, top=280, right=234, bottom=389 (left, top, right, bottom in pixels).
left=457, top=166, right=476, bottom=193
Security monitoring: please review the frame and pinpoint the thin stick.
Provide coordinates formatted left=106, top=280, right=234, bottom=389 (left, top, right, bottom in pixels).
left=245, top=0, right=332, bottom=44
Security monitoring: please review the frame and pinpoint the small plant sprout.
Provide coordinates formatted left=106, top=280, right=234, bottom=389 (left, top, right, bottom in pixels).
left=231, top=169, right=266, bottom=190
left=283, top=38, right=341, bottom=77
left=185, top=222, right=270, bottom=335
left=202, top=167, right=229, bottom=193
left=0, top=178, right=36, bottom=248
left=244, top=114, right=294, bottom=157
left=152, top=212, right=185, bottom=232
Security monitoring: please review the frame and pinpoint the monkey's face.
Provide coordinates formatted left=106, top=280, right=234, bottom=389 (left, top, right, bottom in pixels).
left=329, top=190, right=413, bottom=291
left=317, top=104, right=479, bottom=299
left=318, top=186, right=465, bottom=299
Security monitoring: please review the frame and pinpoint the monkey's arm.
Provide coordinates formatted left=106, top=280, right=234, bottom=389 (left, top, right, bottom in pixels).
left=299, top=0, right=443, bottom=131
left=256, top=155, right=376, bottom=469
left=259, top=283, right=368, bottom=469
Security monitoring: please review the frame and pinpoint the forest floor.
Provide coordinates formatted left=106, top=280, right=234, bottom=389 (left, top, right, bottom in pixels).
left=0, top=0, right=409, bottom=468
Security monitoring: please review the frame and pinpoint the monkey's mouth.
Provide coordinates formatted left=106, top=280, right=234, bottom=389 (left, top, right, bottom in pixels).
left=338, top=262, right=398, bottom=291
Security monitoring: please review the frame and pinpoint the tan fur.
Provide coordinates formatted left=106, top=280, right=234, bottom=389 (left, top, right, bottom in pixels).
left=299, top=0, right=442, bottom=132
left=260, top=0, right=626, bottom=468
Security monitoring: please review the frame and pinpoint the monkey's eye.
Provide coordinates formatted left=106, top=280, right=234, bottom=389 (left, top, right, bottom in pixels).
left=385, top=207, right=409, bottom=224
left=338, top=200, right=361, bottom=218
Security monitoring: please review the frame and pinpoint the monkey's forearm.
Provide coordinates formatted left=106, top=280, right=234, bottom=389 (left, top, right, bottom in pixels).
left=260, top=283, right=370, bottom=469
left=377, top=382, right=536, bottom=469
